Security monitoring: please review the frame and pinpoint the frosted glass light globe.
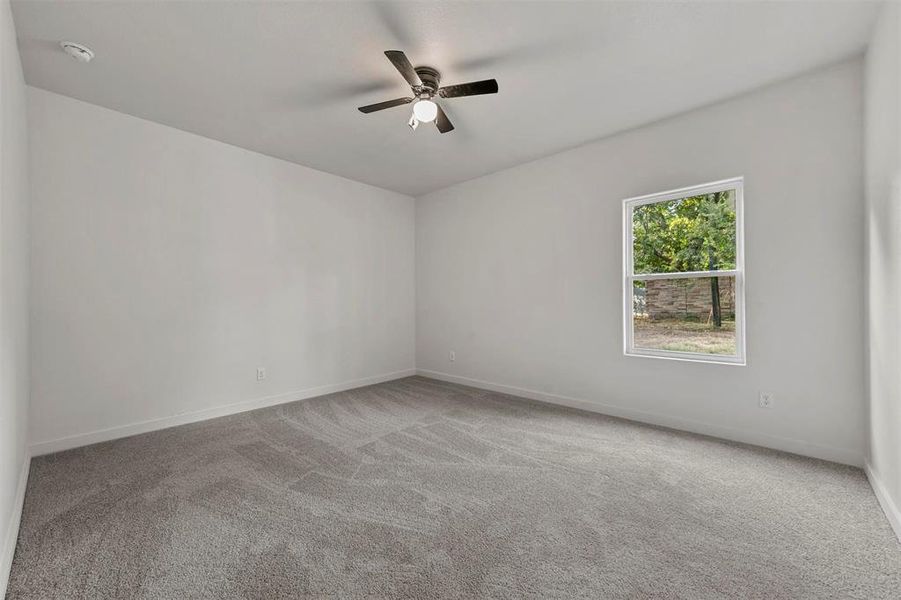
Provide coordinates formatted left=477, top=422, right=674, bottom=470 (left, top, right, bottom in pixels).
left=413, top=99, right=438, bottom=123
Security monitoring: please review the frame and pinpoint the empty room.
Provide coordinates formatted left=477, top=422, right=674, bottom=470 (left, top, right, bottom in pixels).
left=2, top=0, right=901, bottom=598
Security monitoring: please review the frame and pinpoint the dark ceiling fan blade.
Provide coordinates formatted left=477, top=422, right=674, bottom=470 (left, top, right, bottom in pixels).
left=358, top=97, right=414, bottom=113
left=435, top=104, right=454, bottom=133
left=438, top=79, right=498, bottom=98
left=384, top=50, right=422, bottom=87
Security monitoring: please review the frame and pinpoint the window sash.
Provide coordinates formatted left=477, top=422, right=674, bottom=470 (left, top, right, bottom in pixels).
left=629, top=269, right=740, bottom=282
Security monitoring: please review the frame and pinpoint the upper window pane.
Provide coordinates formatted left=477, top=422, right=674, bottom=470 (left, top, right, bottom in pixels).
left=632, top=190, right=737, bottom=275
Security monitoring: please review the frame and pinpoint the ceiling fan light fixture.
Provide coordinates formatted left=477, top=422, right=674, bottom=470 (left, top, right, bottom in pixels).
left=412, top=99, right=438, bottom=123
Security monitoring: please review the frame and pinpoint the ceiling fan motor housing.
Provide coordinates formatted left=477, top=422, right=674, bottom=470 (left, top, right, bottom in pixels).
left=415, top=66, right=440, bottom=96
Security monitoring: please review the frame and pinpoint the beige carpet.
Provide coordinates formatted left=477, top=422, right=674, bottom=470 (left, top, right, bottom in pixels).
left=6, top=376, right=901, bottom=599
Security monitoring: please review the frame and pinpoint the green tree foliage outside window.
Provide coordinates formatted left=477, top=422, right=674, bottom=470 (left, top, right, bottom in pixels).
left=632, top=191, right=736, bottom=327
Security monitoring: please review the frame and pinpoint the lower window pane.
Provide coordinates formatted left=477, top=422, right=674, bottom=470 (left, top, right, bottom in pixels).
left=632, top=276, right=737, bottom=356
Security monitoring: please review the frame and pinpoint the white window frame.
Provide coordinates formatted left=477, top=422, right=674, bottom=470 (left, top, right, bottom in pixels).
left=622, top=177, right=746, bottom=366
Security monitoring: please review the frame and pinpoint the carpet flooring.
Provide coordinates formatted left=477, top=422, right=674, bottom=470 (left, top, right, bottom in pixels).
left=6, top=376, right=901, bottom=599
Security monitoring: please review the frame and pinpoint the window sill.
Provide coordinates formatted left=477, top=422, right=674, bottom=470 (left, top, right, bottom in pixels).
left=624, top=349, right=746, bottom=366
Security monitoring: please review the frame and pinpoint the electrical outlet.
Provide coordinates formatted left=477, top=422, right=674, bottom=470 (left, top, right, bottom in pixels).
left=449, top=351, right=456, bottom=362
left=758, top=392, right=774, bottom=409
left=257, top=367, right=266, bottom=381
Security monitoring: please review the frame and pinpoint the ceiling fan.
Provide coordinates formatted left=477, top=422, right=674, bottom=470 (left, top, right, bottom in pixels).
left=358, top=50, right=499, bottom=134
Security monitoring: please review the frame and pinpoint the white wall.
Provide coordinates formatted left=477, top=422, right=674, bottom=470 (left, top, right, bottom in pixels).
left=417, top=59, right=865, bottom=466
left=865, top=2, right=901, bottom=537
left=28, top=87, right=415, bottom=450
left=0, top=0, right=30, bottom=594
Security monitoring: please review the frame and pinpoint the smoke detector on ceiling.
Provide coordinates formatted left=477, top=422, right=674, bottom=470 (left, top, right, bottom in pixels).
left=60, top=42, right=94, bottom=63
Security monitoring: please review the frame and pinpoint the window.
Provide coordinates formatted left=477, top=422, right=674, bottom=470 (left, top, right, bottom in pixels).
left=623, top=178, right=745, bottom=365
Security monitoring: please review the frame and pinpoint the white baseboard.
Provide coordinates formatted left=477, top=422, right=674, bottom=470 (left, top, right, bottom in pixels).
left=416, top=369, right=863, bottom=467
left=865, top=463, right=901, bottom=543
left=0, top=455, right=31, bottom=599
left=30, top=368, right=417, bottom=456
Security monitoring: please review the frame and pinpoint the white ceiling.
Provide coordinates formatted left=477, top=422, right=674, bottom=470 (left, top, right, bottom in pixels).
left=12, top=1, right=879, bottom=196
